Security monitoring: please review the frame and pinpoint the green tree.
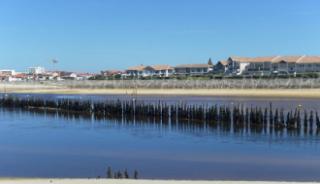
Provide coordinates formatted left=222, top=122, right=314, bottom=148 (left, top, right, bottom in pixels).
left=208, top=58, right=213, bottom=65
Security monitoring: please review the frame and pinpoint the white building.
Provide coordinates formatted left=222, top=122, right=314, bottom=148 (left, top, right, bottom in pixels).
left=152, top=65, right=174, bottom=77
left=174, top=64, right=212, bottom=75
left=226, top=56, right=320, bottom=76
left=28, top=67, right=45, bottom=75
left=0, top=70, right=16, bottom=76
left=213, top=61, right=228, bottom=74
left=126, top=65, right=174, bottom=77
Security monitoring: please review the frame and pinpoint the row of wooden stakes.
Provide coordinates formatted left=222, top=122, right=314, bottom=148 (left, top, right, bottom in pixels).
left=0, top=96, right=319, bottom=131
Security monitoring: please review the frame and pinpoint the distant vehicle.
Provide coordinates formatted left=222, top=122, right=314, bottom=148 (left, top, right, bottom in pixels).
left=272, top=71, right=289, bottom=77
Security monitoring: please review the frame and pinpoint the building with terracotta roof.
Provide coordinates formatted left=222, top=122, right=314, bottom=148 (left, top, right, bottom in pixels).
left=0, top=70, right=16, bottom=76
left=101, top=70, right=124, bottom=77
left=213, top=61, right=228, bottom=74
left=226, top=56, right=320, bottom=75
left=152, top=65, right=174, bottom=77
left=174, top=64, right=212, bottom=75
left=126, top=65, right=153, bottom=77
left=126, top=65, right=174, bottom=77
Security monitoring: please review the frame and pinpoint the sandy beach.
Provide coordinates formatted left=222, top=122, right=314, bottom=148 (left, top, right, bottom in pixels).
left=1, top=83, right=320, bottom=98
left=0, top=179, right=318, bottom=184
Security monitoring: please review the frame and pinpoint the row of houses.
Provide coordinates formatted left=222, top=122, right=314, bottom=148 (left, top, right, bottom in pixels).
left=222, top=55, right=320, bottom=76
left=122, top=55, right=320, bottom=78
left=124, top=64, right=213, bottom=77
left=0, top=67, right=94, bottom=82
left=3, top=55, right=320, bottom=81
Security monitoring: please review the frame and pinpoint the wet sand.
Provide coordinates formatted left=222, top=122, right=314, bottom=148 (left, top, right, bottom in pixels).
left=1, top=85, right=320, bottom=99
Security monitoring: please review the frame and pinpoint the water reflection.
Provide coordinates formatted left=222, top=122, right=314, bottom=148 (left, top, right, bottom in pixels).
left=3, top=93, right=320, bottom=111
left=2, top=108, right=319, bottom=143
left=0, top=106, right=320, bottom=180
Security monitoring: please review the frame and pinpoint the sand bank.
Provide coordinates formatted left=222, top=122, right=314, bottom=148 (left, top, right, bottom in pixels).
left=0, top=179, right=318, bottom=184
left=2, top=86, right=320, bottom=98
left=1, top=83, right=320, bottom=98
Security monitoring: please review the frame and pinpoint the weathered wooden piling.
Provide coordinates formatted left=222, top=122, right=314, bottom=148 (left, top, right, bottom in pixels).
left=0, top=96, right=319, bottom=135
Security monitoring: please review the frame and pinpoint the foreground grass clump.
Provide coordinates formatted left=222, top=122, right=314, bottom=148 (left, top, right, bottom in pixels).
left=106, top=167, right=138, bottom=179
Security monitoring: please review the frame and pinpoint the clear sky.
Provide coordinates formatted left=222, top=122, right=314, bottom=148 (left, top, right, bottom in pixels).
left=0, top=0, right=320, bottom=72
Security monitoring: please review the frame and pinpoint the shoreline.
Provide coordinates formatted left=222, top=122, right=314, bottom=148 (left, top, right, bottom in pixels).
left=0, top=179, right=318, bottom=184
left=1, top=87, right=320, bottom=98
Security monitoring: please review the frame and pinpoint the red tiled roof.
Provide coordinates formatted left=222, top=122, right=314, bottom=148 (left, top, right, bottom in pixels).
left=174, top=64, right=211, bottom=68
left=217, top=60, right=228, bottom=66
left=127, top=65, right=147, bottom=71
left=230, top=56, right=320, bottom=64
left=298, top=56, right=320, bottom=64
left=127, top=65, right=173, bottom=71
left=230, top=56, right=277, bottom=63
left=152, top=65, right=173, bottom=70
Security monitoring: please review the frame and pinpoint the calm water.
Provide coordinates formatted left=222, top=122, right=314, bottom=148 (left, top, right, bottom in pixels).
left=5, top=93, right=320, bottom=111
left=0, top=94, right=320, bottom=181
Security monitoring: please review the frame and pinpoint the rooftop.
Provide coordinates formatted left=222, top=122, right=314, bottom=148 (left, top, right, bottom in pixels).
left=174, top=64, right=211, bottom=68
left=230, top=56, right=320, bottom=64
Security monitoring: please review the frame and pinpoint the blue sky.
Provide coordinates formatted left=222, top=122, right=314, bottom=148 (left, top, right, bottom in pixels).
left=0, top=0, right=320, bottom=72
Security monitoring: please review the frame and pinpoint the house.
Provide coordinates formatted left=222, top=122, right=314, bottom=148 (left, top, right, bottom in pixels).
left=213, top=60, right=228, bottom=74
left=0, top=74, right=8, bottom=81
left=126, top=65, right=173, bottom=77
left=0, top=74, right=25, bottom=82
left=35, top=73, right=56, bottom=81
left=42, top=71, right=83, bottom=81
left=12, top=73, right=28, bottom=81
left=7, top=76, right=23, bottom=82
left=0, top=70, right=20, bottom=81
left=293, top=56, right=320, bottom=73
left=45, top=71, right=63, bottom=80
left=0, top=70, right=16, bottom=76
left=271, top=56, right=300, bottom=74
left=226, top=56, right=320, bottom=76
left=101, top=70, right=124, bottom=77
left=60, top=71, right=78, bottom=80
left=76, top=73, right=94, bottom=80
left=174, top=64, right=212, bottom=75
left=126, top=65, right=154, bottom=77
left=151, top=65, right=174, bottom=77
left=226, top=56, right=275, bottom=76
